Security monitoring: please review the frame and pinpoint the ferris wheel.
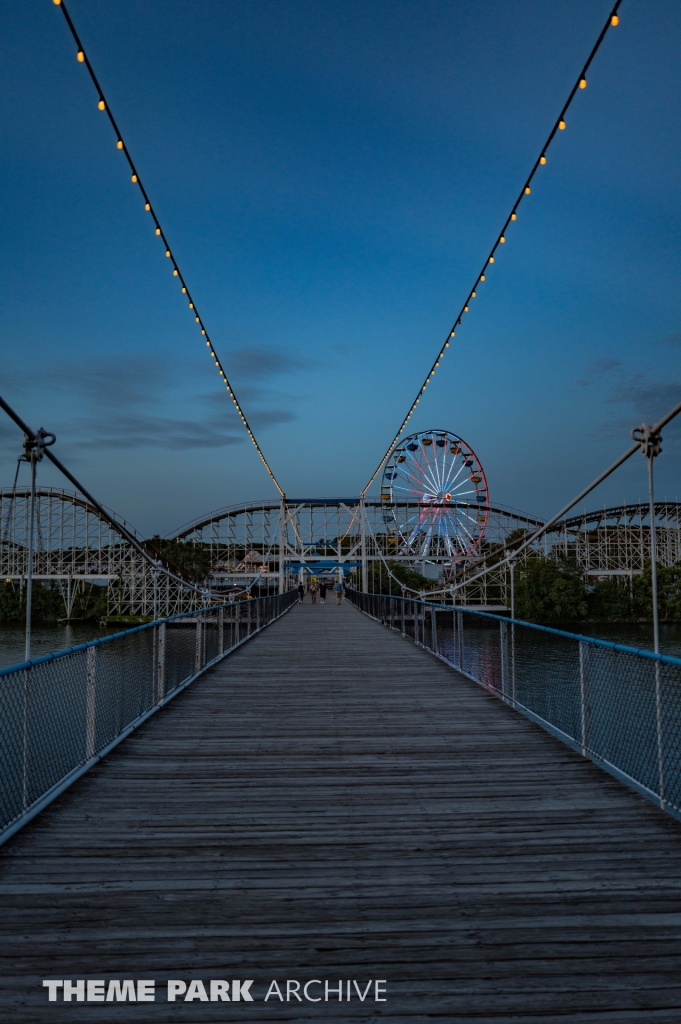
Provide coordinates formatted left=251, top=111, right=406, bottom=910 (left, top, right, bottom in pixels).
left=380, top=429, right=489, bottom=561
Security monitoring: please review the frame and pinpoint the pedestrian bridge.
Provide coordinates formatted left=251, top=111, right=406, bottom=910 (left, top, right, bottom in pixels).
left=2, top=596, right=681, bottom=1021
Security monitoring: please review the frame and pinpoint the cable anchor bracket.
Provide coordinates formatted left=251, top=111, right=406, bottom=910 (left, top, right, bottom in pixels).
left=631, top=423, right=662, bottom=459
left=22, top=427, right=56, bottom=463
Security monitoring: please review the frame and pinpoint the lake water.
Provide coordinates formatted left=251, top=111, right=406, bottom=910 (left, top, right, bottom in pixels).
left=0, top=619, right=679, bottom=671
left=0, top=624, right=113, bottom=670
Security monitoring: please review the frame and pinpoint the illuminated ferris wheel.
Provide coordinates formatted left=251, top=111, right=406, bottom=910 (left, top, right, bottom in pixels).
left=380, top=429, right=489, bottom=560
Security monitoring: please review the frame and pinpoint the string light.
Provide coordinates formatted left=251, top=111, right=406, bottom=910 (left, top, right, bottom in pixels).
left=361, top=0, right=623, bottom=498
left=54, top=0, right=285, bottom=497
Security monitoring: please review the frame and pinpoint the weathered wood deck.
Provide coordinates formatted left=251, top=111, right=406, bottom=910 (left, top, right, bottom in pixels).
left=2, top=599, right=681, bottom=1021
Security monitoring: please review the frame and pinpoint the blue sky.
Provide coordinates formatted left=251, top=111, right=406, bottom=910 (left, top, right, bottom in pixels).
left=1, top=0, right=680, bottom=535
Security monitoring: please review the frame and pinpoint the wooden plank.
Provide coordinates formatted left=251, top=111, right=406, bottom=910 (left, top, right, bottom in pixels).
left=1, top=600, right=681, bottom=1021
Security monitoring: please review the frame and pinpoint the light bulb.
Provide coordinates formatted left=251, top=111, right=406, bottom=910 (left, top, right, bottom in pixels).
left=559, top=119, right=566, bottom=130
left=471, top=291, right=476, bottom=298
left=511, top=213, right=517, bottom=221
left=173, top=269, right=178, bottom=276
left=579, top=78, right=587, bottom=89
left=189, top=303, right=194, bottom=309
left=116, top=140, right=123, bottom=149
left=540, top=155, right=547, bottom=165
left=489, top=257, right=494, bottom=264
left=524, top=186, right=531, bottom=194
left=480, top=274, right=485, bottom=281
left=155, top=228, right=161, bottom=236
left=145, top=203, right=150, bottom=211
left=131, top=174, right=137, bottom=183
left=182, top=287, right=186, bottom=293
left=98, top=100, right=105, bottom=111
left=500, top=236, right=505, bottom=243
left=165, top=250, right=171, bottom=257
left=464, top=305, right=469, bottom=312
left=77, top=51, right=85, bottom=62
left=611, top=14, right=619, bottom=25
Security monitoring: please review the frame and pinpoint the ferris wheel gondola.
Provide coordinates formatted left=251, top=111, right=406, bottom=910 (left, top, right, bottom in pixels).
left=380, top=429, right=489, bottom=562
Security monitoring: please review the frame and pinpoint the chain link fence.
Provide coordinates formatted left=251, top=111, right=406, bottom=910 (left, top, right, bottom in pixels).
left=347, top=588, right=681, bottom=819
left=0, top=591, right=297, bottom=845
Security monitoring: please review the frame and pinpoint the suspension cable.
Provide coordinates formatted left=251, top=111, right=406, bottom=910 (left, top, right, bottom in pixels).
left=51, top=0, right=285, bottom=498
left=361, top=0, right=623, bottom=498
left=0, top=391, right=254, bottom=601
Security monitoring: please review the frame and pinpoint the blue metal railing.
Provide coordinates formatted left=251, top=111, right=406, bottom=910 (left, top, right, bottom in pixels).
left=0, top=591, right=297, bottom=845
left=347, top=589, right=681, bottom=820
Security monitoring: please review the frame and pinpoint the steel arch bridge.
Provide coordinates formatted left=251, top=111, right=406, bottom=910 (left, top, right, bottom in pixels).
left=2, top=487, right=680, bottom=618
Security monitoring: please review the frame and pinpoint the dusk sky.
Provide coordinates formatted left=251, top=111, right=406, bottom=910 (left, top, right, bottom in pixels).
left=1, top=0, right=680, bottom=536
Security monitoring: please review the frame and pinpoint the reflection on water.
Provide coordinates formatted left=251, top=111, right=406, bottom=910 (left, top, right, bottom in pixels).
left=0, top=624, right=112, bottom=670
left=562, top=622, right=681, bottom=660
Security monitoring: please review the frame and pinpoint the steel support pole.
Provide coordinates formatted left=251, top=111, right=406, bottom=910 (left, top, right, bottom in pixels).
left=648, top=454, right=660, bottom=655
left=24, top=451, right=37, bottom=663
left=360, top=499, right=368, bottom=592
left=278, top=499, right=285, bottom=595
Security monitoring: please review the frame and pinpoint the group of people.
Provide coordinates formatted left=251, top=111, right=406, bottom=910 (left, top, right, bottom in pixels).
left=297, top=578, right=346, bottom=605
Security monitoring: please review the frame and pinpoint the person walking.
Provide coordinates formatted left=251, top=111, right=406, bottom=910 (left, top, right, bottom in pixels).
left=319, top=581, right=327, bottom=604
left=333, top=579, right=343, bottom=605
left=310, top=583, right=317, bottom=604
left=297, top=582, right=305, bottom=604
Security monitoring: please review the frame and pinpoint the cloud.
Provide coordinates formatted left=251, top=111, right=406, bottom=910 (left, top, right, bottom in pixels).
left=47, top=355, right=176, bottom=409
left=0, top=348, right=301, bottom=456
left=658, top=333, right=681, bottom=348
left=575, top=357, right=622, bottom=386
left=221, top=346, right=307, bottom=381
left=607, top=379, right=681, bottom=426
left=69, top=412, right=245, bottom=451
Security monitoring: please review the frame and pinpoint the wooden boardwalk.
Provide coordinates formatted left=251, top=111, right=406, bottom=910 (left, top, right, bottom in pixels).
left=2, top=599, right=681, bottom=1021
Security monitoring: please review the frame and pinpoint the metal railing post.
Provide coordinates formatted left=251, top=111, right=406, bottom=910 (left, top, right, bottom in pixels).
left=86, top=646, right=97, bottom=759
left=500, top=620, right=508, bottom=700
left=23, top=667, right=29, bottom=812
left=218, top=606, right=224, bottom=654
left=195, top=615, right=202, bottom=673
left=431, top=606, right=437, bottom=654
left=655, top=660, right=665, bottom=810
left=156, top=621, right=166, bottom=702
left=457, top=611, right=464, bottom=672
left=579, top=640, right=587, bottom=756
